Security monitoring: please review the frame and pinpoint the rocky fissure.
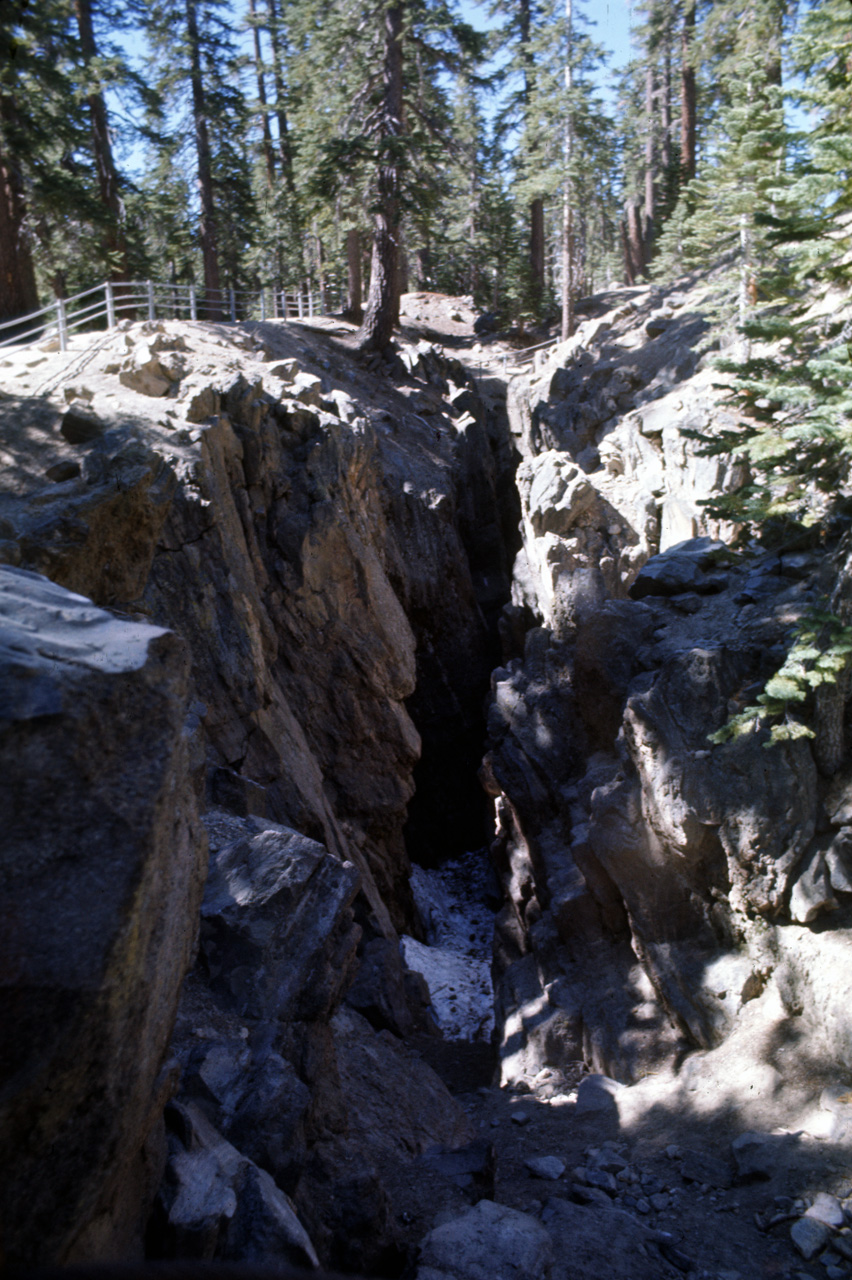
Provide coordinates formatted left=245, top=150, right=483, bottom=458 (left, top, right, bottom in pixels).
left=3, top=283, right=852, bottom=1280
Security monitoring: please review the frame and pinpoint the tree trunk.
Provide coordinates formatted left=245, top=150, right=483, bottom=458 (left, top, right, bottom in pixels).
left=530, top=196, right=545, bottom=311
left=561, top=0, right=574, bottom=342
left=644, top=61, right=656, bottom=254
left=267, top=0, right=295, bottom=197
left=680, top=0, right=696, bottom=182
left=186, top=0, right=222, bottom=317
left=314, top=227, right=327, bottom=313
left=249, top=0, right=275, bottom=188
left=75, top=0, right=127, bottom=281
left=0, top=122, right=39, bottom=328
left=345, top=228, right=362, bottom=321
left=358, top=2, right=404, bottom=353
left=654, top=30, right=670, bottom=217
left=625, top=200, right=645, bottom=282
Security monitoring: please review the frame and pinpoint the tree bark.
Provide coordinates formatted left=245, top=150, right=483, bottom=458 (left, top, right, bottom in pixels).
left=345, top=228, right=362, bottom=321
left=74, top=0, right=127, bottom=281
left=530, top=196, right=545, bottom=310
left=0, top=120, right=39, bottom=328
left=185, top=0, right=222, bottom=317
left=358, top=2, right=404, bottom=353
left=249, top=0, right=275, bottom=188
left=560, top=0, right=574, bottom=342
left=267, top=0, right=295, bottom=197
left=644, top=61, right=656, bottom=253
left=625, top=200, right=645, bottom=282
left=661, top=35, right=672, bottom=174
left=680, top=0, right=696, bottom=182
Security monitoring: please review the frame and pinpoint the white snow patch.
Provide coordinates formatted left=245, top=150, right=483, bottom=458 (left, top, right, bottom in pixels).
left=402, top=851, right=497, bottom=1043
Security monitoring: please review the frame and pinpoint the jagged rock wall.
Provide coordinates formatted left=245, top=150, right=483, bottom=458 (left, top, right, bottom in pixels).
left=0, top=317, right=514, bottom=1267
left=0, top=567, right=206, bottom=1266
left=0, top=320, right=514, bottom=929
left=487, top=276, right=852, bottom=1089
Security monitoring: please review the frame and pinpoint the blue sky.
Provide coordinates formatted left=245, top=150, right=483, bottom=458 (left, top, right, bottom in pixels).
left=457, top=0, right=636, bottom=112
left=458, top=0, right=636, bottom=68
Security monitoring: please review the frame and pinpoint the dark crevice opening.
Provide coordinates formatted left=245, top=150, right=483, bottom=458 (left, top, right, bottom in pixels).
left=402, top=423, right=523, bottom=870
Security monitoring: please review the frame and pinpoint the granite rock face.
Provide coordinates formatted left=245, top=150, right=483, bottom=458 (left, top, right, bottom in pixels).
left=0, top=318, right=512, bottom=1268
left=488, top=276, right=852, bottom=1089
left=0, top=318, right=515, bottom=933
left=0, top=566, right=206, bottom=1265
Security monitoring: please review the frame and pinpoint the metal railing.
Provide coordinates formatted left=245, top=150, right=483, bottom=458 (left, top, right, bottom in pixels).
left=1, top=278, right=561, bottom=392
left=0, top=279, right=336, bottom=352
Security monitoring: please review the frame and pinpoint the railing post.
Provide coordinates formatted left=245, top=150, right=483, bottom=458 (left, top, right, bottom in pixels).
left=308, top=286, right=314, bottom=318
left=297, top=290, right=304, bottom=319
left=260, top=289, right=266, bottom=322
left=281, top=291, right=287, bottom=320
left=57, top=297, right=68, bottom=351
left=146, top=279, right=155, bottom=321
left=229, top=287, right=236, bottom=322
left=189, top=284, right=197, bottom=322
left=105, top=280, right=116, bottom=329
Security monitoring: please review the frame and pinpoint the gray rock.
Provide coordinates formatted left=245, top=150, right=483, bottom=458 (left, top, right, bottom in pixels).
left=45, top=459, right=82, bottom=482
left=200, top=815, right=361, bottom=1024
left=268, top=358, right=300, bottom=379
left=422, top=1141, right=497, bottom=1197
left=416, top=1198, right=552, bottom=1280
left=332, top=1007, right=474, bottom=1158
left=345, top=936, right=414, bottom=1036
left=807, top=1193, right=844, bottom=1228
left=789, top=848, right=839, bottom=924
left=576, top=1167, right=618, bottom=1195
left=526, top=1156, right=566, bottom=1181
left=288, top=371, right=322, bottom=406
left=833, top=1233, right=852, bottom=1261
left=511, top=1109, right=532, bottom=1125
left=826, top=832, right=852, bottom=893
left=161, top=1100, right=318, bottom=1267
left=542, top=1196, right=669, bottom=1279
left=60, top=400, right=107, bottom=442
left=589, top=1147, right=628, bottom=1174
left=0, top=567, right=205, bottom=1265
left=181, top=1040, right=311, bottom=1182
left=629, top=537, right=729, bottom=599
left=679, top=1149, right=733, bottom=1190
left=791, top=1215, right=831, bottom=1259
left=575, top=1074, right=624, bottom=1116
left=571, top=1184, right=614, bottom=1207
left=730, top=1132, right=776, bottom=1183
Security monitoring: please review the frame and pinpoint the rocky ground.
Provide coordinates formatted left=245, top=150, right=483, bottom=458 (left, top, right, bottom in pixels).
left=372, top=857, right=852, bottom=1280
left=3, top=281, right=852, bottom=1280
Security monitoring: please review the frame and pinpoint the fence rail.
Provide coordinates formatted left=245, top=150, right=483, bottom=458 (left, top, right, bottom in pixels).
left=0, top=278, right=335, bottom=352
left=1, top=278, right=561, bottom=384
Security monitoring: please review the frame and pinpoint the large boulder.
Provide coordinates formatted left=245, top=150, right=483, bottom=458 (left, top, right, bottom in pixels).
left=0, top=566, right=206, bottom=1265
left=416, top=1199, right=552, bottom=1280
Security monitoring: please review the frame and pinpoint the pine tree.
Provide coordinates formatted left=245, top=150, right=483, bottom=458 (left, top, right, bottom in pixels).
left=143, top=0, right=254, bottom=316
left=73, top=0, right=128, bottom=280
left=697, top=0, right=852, bottom=545
left=0, top=0, right=98, bottom=317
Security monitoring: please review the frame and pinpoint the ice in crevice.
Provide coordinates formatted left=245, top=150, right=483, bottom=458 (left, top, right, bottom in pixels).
left=402, top=849, right=497, bottom=1043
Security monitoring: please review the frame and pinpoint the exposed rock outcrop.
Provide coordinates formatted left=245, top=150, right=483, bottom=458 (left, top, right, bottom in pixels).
left=0, top=315, right=513, bottom=1268
left=0, top=566, right=206, bottom=1266
left=488, top=276, right=852, bottom=1091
